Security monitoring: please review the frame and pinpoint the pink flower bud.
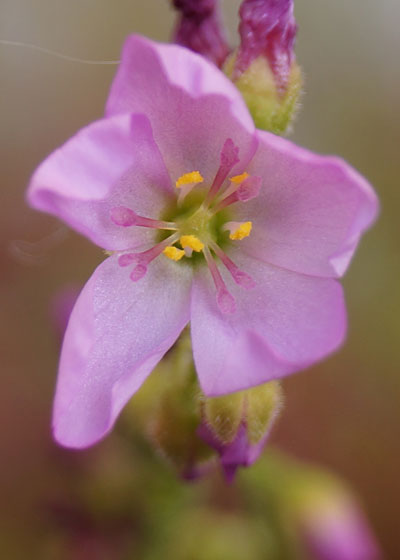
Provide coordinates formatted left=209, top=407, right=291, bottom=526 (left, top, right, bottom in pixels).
left=172, top=0, right=230, bottom=67
left=236, top=0, right=297, bottom=93
left=198, top=382, right=283, bottom=482
left=301, top=494, right=381, bottom=560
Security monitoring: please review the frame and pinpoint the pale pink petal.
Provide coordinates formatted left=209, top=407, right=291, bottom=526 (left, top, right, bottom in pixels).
left=27, top=114, right=173, bottom=251
left=106, top=35, right=257, bottom=182
left=234, top=130, right=378, bottom=278
left=191, top=251, right=346, bottom=396
left=53, top=255, right=192, bottom=448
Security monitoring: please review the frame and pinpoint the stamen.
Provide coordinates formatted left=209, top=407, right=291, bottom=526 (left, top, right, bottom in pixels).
left=180, top=235, right=204, bottom=252
left=175, top=171, right=204, bottom=188
left=209, top=241, right=256, bottom=290
left=211, top=176, right=261, bottom=214
left=230, top=172, right=249, bottom=184
left=203, top=139, right=240, bottom=207
left=110, top=206, right=177, bottom=230
left=163, top=246, right=185, bottom=261
left=175, top=171, right=204, bottom=205
left=216, top=172, right=250, bottom=201
left=118, top=232, right=180, bottom=281
left=223, top=221, right=253, bottom=240
left=203, top=246, right=236, bottom=314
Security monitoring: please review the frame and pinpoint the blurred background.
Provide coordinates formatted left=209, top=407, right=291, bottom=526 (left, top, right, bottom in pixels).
left=1, top=0, right=399, bottom=558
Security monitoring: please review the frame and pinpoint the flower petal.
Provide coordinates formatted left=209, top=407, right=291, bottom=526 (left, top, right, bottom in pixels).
left=235, top=130, right=378, bottom=278
left=27, top=113, right=173, bottom=250
left=53, top=255, right=192, bottom=448
left=106, top=35, right=257, bottom=182
left=191, top=252, right=346, bottom=396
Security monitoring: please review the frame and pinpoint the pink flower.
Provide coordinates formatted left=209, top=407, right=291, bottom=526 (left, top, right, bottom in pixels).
left=27, top=35, right=378, bottom=448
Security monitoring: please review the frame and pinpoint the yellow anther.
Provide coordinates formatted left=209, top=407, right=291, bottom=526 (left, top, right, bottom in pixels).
left=229, top=221, right=253, bottom=240
left=163, top=246, right=185, bottom=261
left=230, top=172, right=249, bottom=184
left=175, top=171, right=204, bottom=188
left=180, top=235, right=204, bottom=252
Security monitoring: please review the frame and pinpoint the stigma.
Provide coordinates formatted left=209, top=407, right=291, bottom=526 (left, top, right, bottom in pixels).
left=110, top=138, right=260, bottom=314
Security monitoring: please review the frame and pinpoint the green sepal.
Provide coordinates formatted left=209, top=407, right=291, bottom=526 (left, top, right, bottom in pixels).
left=224, top=53, right=303, bottom=135
left=246, top=381, right=283, bottom=444
left=203, top=391, right=245, bottom=444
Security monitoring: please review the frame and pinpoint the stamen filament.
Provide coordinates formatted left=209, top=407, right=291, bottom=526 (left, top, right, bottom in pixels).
left=203, top=245, right=236, bottom=314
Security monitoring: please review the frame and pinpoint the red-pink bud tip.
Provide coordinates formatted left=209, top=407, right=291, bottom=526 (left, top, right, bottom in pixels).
left=237, top=0, right=297, bottom=92
left=172, top=0, right=230, bottom=68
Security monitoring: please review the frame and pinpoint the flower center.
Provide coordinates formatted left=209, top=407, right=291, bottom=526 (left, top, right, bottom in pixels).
left=110, top=139, right=261, bottom=314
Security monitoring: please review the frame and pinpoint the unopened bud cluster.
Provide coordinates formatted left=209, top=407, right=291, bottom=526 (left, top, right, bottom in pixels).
left=123, top=330, right=283, bottom=481
left=172, top=0, right=303, bottom=134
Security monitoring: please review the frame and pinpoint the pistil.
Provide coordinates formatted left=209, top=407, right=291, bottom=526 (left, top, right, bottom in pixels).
left=111, top=206, right=177, bottom=230
left=209, top=240, right=255, bottom=289
left=203, top=245, right=236, bottom=314
left=211, top=175, right=261, bottom=214
left=118, top=232, right=180, bottom=281
left=203, top=138, right=240, bottom=208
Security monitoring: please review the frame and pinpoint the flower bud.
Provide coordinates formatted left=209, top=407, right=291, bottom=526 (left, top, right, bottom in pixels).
left=298, top=485, right=381, bottom=560
left=240, top=453, right=381, bottom=560
left=121, top=330, right=214, bottom=479
left=198, top=381, right=283, bottom=482
left=224, top=0, right=302, bottom=134
left=122, top=331, right=283, bottom=481
left=172, top=0, right=230, bottom=67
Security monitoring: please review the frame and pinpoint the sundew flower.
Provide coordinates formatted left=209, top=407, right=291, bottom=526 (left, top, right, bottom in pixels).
left=27, top=35, right=377, bottom=448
